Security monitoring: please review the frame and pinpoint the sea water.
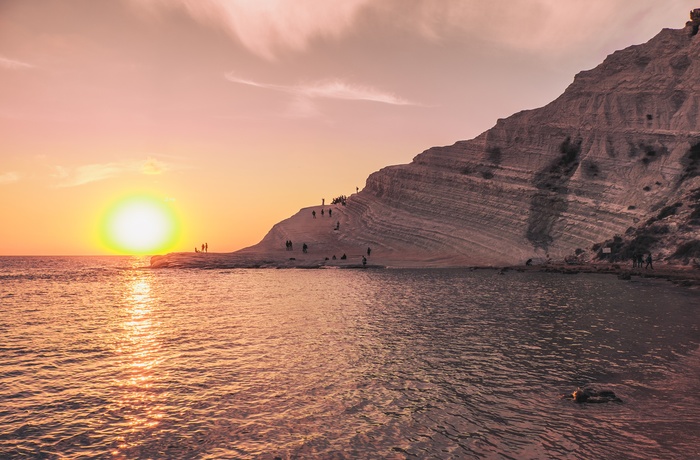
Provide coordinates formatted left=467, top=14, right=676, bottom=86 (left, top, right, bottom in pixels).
left=1, top=256, right=699, bottom=459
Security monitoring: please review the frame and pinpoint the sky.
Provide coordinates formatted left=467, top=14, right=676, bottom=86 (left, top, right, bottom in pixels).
left=0, top=0, right=696, bottom=255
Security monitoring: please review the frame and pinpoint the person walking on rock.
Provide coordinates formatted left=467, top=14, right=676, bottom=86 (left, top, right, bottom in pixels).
left=645, top=253, right=653, bottom=269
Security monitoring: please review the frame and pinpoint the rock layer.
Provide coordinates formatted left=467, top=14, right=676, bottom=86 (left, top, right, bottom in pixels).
left=152, top=14, right=700, bottom=269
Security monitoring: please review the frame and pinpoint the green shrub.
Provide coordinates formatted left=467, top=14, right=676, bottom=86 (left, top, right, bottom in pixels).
left=656, top=204, right=680, bottom=220
left=672, top=240, right=700, bottom=258
left=559, top=136, right=582, bottom=165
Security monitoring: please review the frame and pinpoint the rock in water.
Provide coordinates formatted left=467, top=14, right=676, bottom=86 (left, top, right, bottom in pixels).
left=564, top=387, right=623, bottom=404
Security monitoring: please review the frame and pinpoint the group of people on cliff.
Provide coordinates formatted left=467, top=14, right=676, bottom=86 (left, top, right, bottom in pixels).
left=194, top=243, right=208, bottom=253
left=632, top=253, right=653, bottom=269
left=283, top=239, right=372, bottom=266
left=311, top=208, right=333, bottom=218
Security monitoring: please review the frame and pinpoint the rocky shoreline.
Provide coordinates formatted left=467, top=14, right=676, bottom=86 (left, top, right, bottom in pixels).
left=502, top=262, right=700, bottom=288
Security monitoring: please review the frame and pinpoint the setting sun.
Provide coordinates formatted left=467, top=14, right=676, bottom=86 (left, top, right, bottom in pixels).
left=99, top=195, right=180, bottom=255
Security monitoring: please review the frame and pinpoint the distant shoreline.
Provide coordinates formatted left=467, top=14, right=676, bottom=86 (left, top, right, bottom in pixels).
left=500, top=262, right=700, bottom=288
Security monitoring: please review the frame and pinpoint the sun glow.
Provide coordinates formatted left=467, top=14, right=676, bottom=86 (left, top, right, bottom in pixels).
left=100, top=195, right=180, bottom=254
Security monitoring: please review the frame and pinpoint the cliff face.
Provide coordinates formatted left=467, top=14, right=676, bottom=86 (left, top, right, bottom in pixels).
left=152, top=14, right=700, bottom=269
left=331, top=20, right=700, bottom=266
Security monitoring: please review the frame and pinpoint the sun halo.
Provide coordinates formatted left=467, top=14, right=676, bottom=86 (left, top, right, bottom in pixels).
left=100, top=194, right=180, bottom=255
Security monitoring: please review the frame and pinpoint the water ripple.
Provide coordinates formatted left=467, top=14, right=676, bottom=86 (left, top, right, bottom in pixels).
left=1, top=259, right=699, bottom=459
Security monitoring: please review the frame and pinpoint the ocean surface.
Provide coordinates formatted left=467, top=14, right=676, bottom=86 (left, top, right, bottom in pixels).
left=1, top=256, right=699, bottom=460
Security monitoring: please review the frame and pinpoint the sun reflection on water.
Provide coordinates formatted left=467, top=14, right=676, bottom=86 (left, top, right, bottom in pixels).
left=112, top=265, right=166, bottom=455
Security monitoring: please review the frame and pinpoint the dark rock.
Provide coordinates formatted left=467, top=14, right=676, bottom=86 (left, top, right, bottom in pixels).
left=563, top=387, right=623, bottom=403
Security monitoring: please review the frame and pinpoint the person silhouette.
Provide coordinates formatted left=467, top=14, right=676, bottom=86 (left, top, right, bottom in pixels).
left=312, top=210, right=316, bottom=219
left=367, top=247, right=371, bottom=257
left=328, top=209, right=332, bottom=218
left=205, top=242, right=208, bottom=253
left=201, top=243, right=205, bottom=252
left=362, top=256, right=367, bottom=266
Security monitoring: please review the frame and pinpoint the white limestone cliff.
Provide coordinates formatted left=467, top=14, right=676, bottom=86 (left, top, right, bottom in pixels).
left=152, top=11, right=700, bottom=269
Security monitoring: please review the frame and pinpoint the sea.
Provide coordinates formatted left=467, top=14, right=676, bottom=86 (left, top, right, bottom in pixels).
left=1, top=256, right=699, bottom=460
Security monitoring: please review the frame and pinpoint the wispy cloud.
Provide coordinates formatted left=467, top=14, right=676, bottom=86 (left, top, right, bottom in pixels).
left=129, top=0, right=372, bottom=59
left=0, top=172, right=20, bottom=184
left=130, top=0, right=684, bottom=60
left=52, top=163, right=123, bottom=187
left=225, top=73, right=416, bottom=106
left=0, top=56, right=34, bottom=70
left=141, top=157, right=166, bottom=175
left=376, top=0, right=687, bottom=55
left=52, top=157, right=175, bottom=187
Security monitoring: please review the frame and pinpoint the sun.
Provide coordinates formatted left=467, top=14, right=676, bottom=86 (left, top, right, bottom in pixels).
left=99, top=194, right=180, bottom=255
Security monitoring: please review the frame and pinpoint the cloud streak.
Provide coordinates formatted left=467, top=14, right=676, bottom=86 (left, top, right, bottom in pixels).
left=141, top=157, right=167, bottom=175
left=52, top=157, right=174, bottom=187
left=130, top=0, right=684, bottom=60
left=130, top=0, right=372, bottom=60
left=0, top=56, right=34, bottom=70
left=225, top=73, right=416, bottom=106
left=0, top=172, right=20, bottom=185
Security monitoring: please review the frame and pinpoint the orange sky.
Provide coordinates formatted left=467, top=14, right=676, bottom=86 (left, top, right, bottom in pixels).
left=0, top=0, right=695, bottom=255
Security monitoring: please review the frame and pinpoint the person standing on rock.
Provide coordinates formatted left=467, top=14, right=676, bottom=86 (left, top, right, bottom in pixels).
left=362, top=256, right=367, bottom=267
left=328, top=209, right=332, bottom=218
left=303, top=243, right=308, bottom=253
left=312, top=210, right=316, bottom=219
left=645, top=253, right=653, bottom=269
left=367, top=247, right=371, bottom=257
left=322, top=198, right=325, bottom=206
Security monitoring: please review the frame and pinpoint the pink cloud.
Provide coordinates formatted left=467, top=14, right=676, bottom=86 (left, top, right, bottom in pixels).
left=225, top=73, right=416, bottom=105
left=0, top=56, right=33, bottom=70
left=129, top=0, right=373, bottom=59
